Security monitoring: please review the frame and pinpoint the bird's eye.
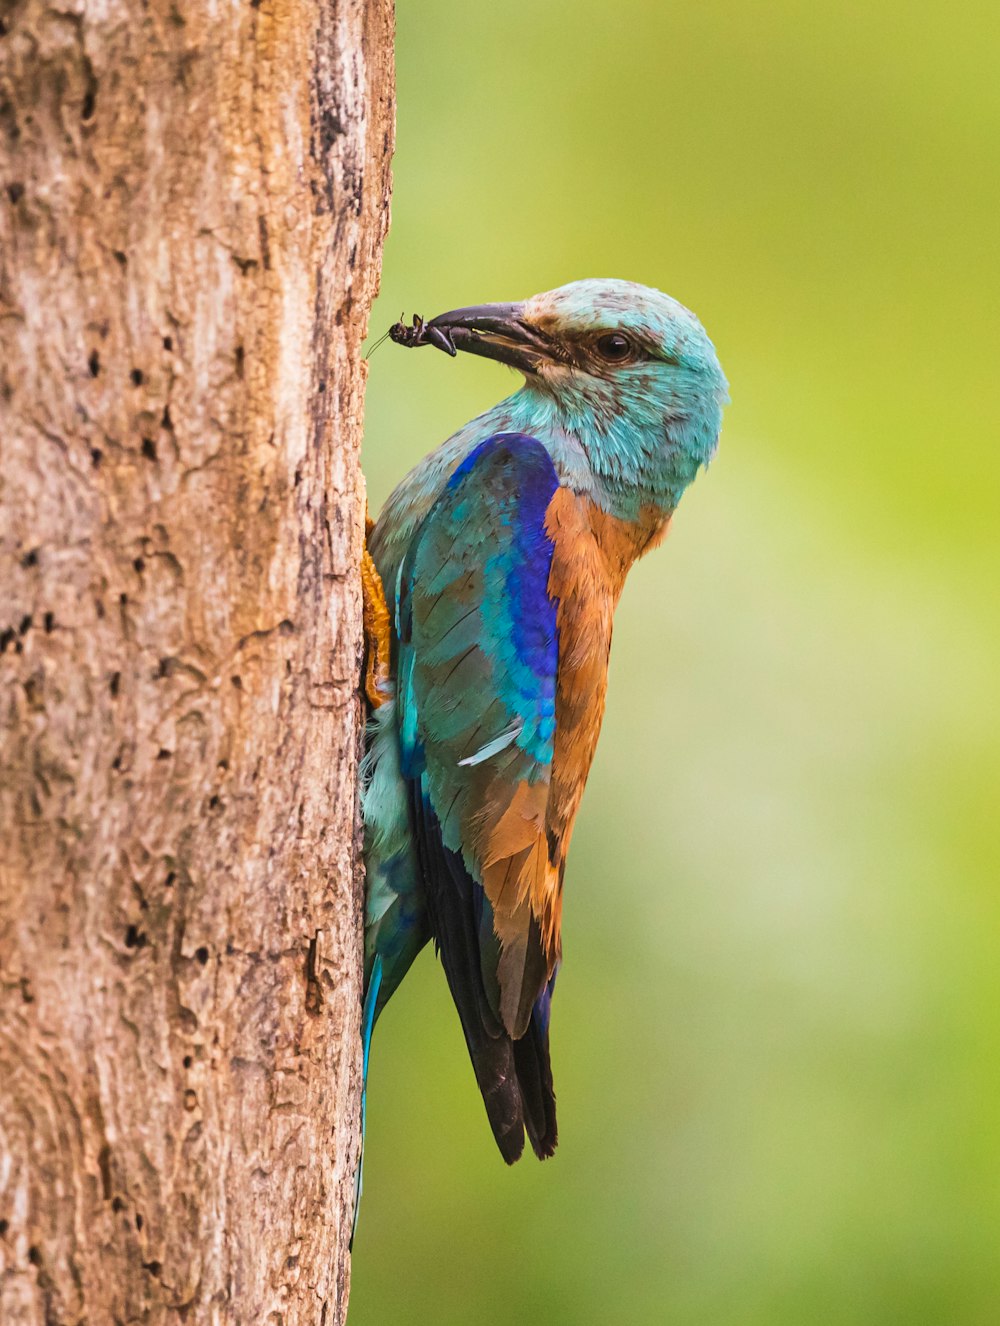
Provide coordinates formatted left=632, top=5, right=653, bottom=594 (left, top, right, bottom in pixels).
left=593, top=332, right=634, bottom=363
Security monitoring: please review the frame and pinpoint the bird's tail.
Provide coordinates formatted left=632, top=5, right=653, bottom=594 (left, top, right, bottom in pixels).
left=406, top=782, right=558, bottom=1164
left=351, top=954, right=383, bottom=1249
left=465, top=1028, right=527, bottom=1164
left=513, top=1004, right=557, bottom=1159
left=461, top=995, right=557, bottom=1164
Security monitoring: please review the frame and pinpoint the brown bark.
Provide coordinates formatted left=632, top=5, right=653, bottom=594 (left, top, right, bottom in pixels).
left=0, top=0, right=393, bottom=1319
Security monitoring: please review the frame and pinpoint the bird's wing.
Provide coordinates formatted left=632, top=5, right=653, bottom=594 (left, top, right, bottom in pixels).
left=397, top=431, right=632, bottom=1162
left=397, top=433, right=565, bottom=1042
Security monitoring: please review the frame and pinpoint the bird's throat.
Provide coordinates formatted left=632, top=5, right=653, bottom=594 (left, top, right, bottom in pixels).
left=496, top=386, right=693, bottom=522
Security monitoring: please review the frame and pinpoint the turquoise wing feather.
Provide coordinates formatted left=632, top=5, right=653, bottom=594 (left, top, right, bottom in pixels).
left=397, top=432, right=561, bottom=1161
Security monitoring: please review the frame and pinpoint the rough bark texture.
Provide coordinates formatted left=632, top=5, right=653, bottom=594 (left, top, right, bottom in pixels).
left=0, top=0, right=393, bottom=1319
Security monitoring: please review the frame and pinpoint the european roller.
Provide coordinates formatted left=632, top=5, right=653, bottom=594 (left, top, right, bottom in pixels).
left=359, top=278, right=727, bottom=1175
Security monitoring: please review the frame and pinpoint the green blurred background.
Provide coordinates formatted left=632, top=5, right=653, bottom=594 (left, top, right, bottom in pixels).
left=354, top=3, right=1000, bottom=1322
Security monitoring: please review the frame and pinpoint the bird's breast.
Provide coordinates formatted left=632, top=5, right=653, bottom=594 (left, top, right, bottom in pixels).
left=540, top=490, right=671, bottom=885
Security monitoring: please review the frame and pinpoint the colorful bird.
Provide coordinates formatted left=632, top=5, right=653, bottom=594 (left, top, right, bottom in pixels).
left=360, top=278, right=727, bottom=1170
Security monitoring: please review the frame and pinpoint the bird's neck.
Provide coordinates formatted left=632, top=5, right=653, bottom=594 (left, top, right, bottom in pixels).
left=482, top=386, right=710, bottom=523
left=370, top=382, right=713, bottom=597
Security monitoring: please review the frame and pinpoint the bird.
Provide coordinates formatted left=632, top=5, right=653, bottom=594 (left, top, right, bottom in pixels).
left=359, top=277, right=728, bottom=1172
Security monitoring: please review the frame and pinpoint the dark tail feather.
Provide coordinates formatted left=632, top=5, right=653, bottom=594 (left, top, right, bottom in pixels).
left=464, top=1012, right=557, bottom=1164
left=464, top=1026, right=526, bottom=1165
left=513, top=1009, right=558, bottom=1159
left=407, top=782, right=557, bottom=1163
left=409, top=784, right=526, bottom=1162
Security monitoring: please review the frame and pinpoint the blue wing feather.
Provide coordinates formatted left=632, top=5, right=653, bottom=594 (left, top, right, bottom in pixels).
left=396, top=433, right=560, bottom=1160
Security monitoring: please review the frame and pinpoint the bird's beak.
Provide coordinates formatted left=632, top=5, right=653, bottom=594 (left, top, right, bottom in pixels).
left=420, top=302, right=555, bottom=374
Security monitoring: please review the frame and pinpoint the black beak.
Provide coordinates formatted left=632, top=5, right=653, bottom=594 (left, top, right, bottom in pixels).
left=389, top=302, right=555, bottom=374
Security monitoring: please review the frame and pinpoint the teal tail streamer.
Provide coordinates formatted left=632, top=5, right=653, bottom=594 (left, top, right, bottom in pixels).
left=351, top=954, right=383, bottom=1248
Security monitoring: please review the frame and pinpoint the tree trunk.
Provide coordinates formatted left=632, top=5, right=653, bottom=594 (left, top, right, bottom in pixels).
left=0, top=0, right=393, bottom=1319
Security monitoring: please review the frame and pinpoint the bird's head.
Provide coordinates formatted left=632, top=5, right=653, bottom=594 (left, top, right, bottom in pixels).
left=395, top=278, right=728, bottom=507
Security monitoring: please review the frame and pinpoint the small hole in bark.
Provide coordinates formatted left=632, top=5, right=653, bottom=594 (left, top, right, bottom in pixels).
left=130, top=368, right=143, bottom=386
left=111, top=1197, right=125, bottom=1212
left=144, top=1260, right=162, bottom=1277
left=231, top=674, right=242, bottom=689
left=119, top=593, right=128, bottom=607
left=28, top=1246, right=42, bottom=1267
left=91, top=447, right=103, bottom=467
left=195, top=946, right=209, bottom=965
left=162, top=335, right=172, bottom=351
left=20, top=977, right=33, bottom=1002
left=109, top=671, right=121, bottom=697
left=95, top=598, right=105, bottom=618
left=0, top=18, right=8, bottom=36
left=294, top=468, right=302, bottom=487
left=43, top=612, right=54, bottom=633
left=111, top=754, right=122, bottom=772
left=157, top=658, right=171, bottom=678
left=124, top=924, right=147, bottom=949
left=135, top=1212, right=144, bottom=1230
left=235, top=345, right=245, bottom=378
left=157, top=748, right=172, bottom=760
left=141, top=437, right=157, bottom=460
left=0, top=629, right=14, bottom=653
left=88, top=350, right=100, bottom=377
left=113, top=250, right=127, bottom=266
left=97, top=1144, right=112, bottom=1199
left=6, top=181, right=23, bottom=204
left=217, top=758, right=229, bottom=770
left=22, top=549, right=38, bottom=567
left=0, top=1219, right=8, bottom=1235
left=318, top=379, right=327, bottom=393
left=19, top=615, right=31, bottom=634
left=207, top=795, right=221, bottom=811
left=161, top=404, right=172, bottom=429
left=133, top=557, right=144, bottom=574
left=81, top=87, right=96, bottom=121
left=183, top=1089, right=197, bottom=1110
left=164, top=871, right=176, bottom=888
left=182, top=1054, right=192, bottom=1068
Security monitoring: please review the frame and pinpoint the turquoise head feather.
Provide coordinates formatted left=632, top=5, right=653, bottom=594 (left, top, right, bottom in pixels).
left=390, top=277, right=728, bottom=518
